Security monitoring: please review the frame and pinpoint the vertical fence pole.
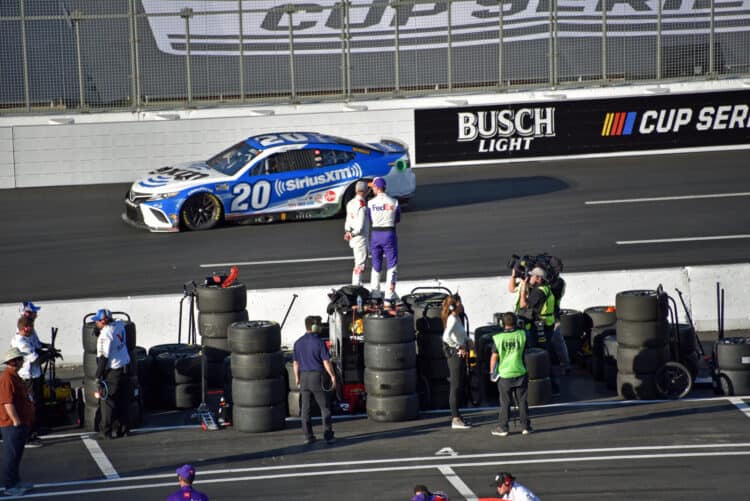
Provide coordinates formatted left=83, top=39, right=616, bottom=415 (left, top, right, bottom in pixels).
left=498, top=0, right=504, bottom=86
left=285, top=5, right=297, bottom=101
left=181, top=8, right=193, bottom=105
left=128, top=0, right=139, bottom=109
left=548, top=0, right=555, bottom=85
left=602, top=0, right=607, bottom=82
left=72, top=10, right=85, bottom=109
left=238, top=0, right=245, bottom=103
left=19, top=0, right=31, bottom=111
left=447, top=0, right=452, bottom=90
left=132, top=0, right=142, bottom=108
left=344, top=0, right=352, bottom=97
left=709, top=0, right=715, bottom=76
left=340, top=1, right=347, bottom=98
left=393, top=1, right=400, bottom=94
left=656, top=0, right=662, bottom=79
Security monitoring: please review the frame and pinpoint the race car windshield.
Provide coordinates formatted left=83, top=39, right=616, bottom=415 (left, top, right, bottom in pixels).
left=207, top=141, right=260, bottom=175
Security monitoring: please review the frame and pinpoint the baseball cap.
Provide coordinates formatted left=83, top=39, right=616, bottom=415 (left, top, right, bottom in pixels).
left=176, top=464, right=196, bottom=482
left=21, top=301, right=41, bottom=313
left=372, top=177, right=386, bottom=189
left=529, top=267, right=547, bottom=280
left=491, top=471, right=515, bottom=486
left=355, top=180, right=368, bottom=192
left=92, top=309, right=112, bottom=322
left=3, top=347, right=25, bottom=364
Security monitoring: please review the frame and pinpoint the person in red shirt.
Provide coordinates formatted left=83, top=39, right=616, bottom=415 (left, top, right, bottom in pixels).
left=0, top=347, right=36, bottom=496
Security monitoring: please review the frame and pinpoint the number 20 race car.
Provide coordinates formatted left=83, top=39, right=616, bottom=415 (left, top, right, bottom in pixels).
left=123, top=132, right=415, bottom=232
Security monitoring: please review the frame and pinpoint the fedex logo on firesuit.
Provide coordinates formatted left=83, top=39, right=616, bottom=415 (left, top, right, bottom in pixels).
left=457, top=108, right=556, bottom=152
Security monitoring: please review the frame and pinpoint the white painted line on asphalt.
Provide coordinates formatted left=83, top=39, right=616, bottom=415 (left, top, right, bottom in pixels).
left=729, top=397, right=750, bottom=419
left=616, top=234, right=750, bottom=245
left=586, top=191, right=750, bottom=205
left=81, top=435, right=119, bottom=480
left=200, top=256, right=352, bottom=268
left=18, top=450, right=750, bottom=498
left=438, top=465, right=478, bottom=501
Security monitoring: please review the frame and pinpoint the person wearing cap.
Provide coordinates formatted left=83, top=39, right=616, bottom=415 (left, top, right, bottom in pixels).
left=490, top=312, right=531, bottom=437
left=411, top=484, right=449, bottom=501
left=293, top=316, right=336, bottom=445
left=0, top=347, right=36, bottom=496
left=344, top=180, right=370, bottom=286
left=93, top=309, right=131, bottom=440
left=518, top=267, right=560, bottom=395
left=166, top=464, right=209, bottom=501
left=480, top=471, right=540, bottom=501
left=367, top=176, right=401, bottom=299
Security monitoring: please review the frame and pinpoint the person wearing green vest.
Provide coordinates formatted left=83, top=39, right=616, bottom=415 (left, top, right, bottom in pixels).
left=489, top=312, right=531, bottom=437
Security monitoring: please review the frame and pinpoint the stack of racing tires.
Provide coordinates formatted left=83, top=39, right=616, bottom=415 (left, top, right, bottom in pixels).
left=584, top=306, right=617, bottom=381
left=615, top=290, right=670, bottom=400
left=715, top=337, right=750, bottom=396
left=147, top=343, right=202, bottom=409
left=196, top=282, right=249, bottom=388
left=525, top=348, right=552, bottom=405
left=407, top=291, right=450, bottom=410
left=228, top=320, right=286, bottom=432
left=558, top=309, right=585, bottom=367
left=81, top=312, right=139, bottom=431
left=364, top=313, right=419, bottom=422
left=474, top=323, right=502, bottom=406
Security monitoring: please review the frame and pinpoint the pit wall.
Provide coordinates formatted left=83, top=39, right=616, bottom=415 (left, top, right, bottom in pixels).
left=1, top=263, right=747, bottom=366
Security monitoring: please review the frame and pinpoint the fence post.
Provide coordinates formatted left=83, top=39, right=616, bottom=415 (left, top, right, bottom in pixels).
left=498, top=0, right=504, bottom=87
left=392, top=0, right=401, bottom=94
left=19, top=0, right=30, bottom=111
left=284, top=4, right=298, bottom=101
left=548, top=0, right=557, bottom=85
left=340, top=1, right=352, bottom=98
left=238, top=0, right=245, bottom=103
left=128, top=0, right=140, bottom=109
left=71, top=9, right=86, bottom=109
left=656, top=0, right=662, bottom=79
left=601, top=0, right=607, bottom=82
left=709, top=0, right=715, bottom=76
left=180, top=7, right=194, bottom=105
left=447, top=0, right=452, bottom=90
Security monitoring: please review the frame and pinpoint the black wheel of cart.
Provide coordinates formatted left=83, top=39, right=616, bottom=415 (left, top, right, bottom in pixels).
left=655, top=361, right=692, bottom=399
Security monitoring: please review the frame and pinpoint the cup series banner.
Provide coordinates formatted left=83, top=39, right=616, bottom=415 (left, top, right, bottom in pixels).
left=414, top=90, right=750, bottom=164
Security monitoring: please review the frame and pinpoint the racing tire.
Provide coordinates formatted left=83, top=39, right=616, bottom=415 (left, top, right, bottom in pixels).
left=202, top=339, right=230, bottom=362
left=148, top=343, right=201, bottom=358
left=366, top=393, right=419, bottom=422
left=153, top=351, right=202, bottom=385
left=158, top=382, right=202, bottom=409
left=415, top=314, right=444, bottom=335
left=715, top=337, right=750, bottom=371
left=233, top=403, right=286, bottom=433
left=135, top=346, right=151, bottom=387
left=228, top=321, right=281, bottom=354
left=364, top=341, right=416, bottom=370
left=583, top=306, right=617, bottom=329
left=524, top=348, right=551, bottom=380
left=417, top=357, right=449, bottom=379
left=198, top=310, right=249, bottom=338
left=616, top=344, right=670, bottom=374
left=196, top=282, right=247, bottom=313
left=83, top=352, right=99, bottom=379
left=231, top=352, right=284, bottom=380
left=527, top=377, right=552, bottom=406
left=364, top=314, right=415, bottom=344
left=181, top=192, right=223, bottom=231
left=676, top=324, right=698, bottom=359
left=617, top=372, right=659, bottom=400
left=604, top=359, right=618, bottom=391
left=286, top=389, right=322, bottom=417
left=717, top=370, right=750, bottom=396
left=82, top=319, right=136, bottom=352
left=83, top=403, right=100, bottom=432
left=616, top=319, right=668, bottom=348
left=417, top=332, right=445, bottom=359
left=615, top=290, right=663, bottom=322
left=364, top=368, right=417, bottom=397
left=603, top=335, right=618, bottom=365
left=428, top=379, right=450, bottom=410
left=231, top=377, right=285, bottom=407
left=559, top=309, right=585, bottom=339
left=655, top=361, right=693, bottom=399
left=403, top=291, right=449, bottom=311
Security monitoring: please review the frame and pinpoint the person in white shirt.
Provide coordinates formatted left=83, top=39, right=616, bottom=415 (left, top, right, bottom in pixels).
left=93, top=309, right=131, bottom=440
left=11, top=315, right=48, bottom=447
left=488, top=471, right=541, bottom=501
left=344, top=181, right=369, bottom=286
left=441, top=294, right=472, bottom=430
left=367, top=177, right=400, bottom=298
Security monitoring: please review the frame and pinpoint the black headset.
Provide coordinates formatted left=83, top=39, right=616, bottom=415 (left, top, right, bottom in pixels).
left=497, top=472, right=514, bottom=486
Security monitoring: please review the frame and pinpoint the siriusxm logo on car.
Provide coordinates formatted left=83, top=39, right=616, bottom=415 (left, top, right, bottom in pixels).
left=457, top=108, right=556, bottom=152
left=275, top=164, right=363, bottom=196
left=601, top=104, right=750, bottom=136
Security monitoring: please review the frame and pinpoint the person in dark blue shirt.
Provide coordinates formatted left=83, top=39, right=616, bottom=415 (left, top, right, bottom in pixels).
left=293, top=316, right=337, bottom=445
left=165, top=464, right=208, bottom=501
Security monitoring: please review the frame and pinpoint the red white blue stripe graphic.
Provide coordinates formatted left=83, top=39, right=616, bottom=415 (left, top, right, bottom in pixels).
left=602, top=112, right=637, bottom=136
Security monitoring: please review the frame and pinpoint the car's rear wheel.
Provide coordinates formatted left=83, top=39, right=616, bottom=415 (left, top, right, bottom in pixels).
left=181, top=193, right=222, bottom=231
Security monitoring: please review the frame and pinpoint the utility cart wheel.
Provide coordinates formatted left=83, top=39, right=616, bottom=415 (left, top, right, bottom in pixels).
left=655, top=361, right=692, bottom=399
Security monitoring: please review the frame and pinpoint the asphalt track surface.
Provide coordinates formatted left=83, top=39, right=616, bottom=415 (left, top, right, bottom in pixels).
left=1, top=149, right=749, bottom=302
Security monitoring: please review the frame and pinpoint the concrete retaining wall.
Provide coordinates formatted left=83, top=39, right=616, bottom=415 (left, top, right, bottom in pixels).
left=1, top=263, right=747, bottom=366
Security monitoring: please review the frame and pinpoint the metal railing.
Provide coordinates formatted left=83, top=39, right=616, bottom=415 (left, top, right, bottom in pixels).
left=1, top=0, right=748, bottom=113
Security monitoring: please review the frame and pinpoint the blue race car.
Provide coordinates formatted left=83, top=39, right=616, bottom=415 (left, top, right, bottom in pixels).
left=123, top=132, right=415, bottom=232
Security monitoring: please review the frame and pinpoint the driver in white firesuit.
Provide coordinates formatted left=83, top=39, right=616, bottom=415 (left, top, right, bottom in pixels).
left=93, top=309, right=131, bottom=440
left=344, top=181, right=369, bottom=286
left=367, top=177, right=401, bottom=299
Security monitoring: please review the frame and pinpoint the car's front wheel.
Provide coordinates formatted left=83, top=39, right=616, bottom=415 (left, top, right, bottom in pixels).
left=181, top=193, right=222, bottom=231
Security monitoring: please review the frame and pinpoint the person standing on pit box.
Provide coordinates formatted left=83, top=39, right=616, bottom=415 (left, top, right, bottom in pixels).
left=367, top=177, right=401, bottom=300
left=344, top=180, right=370, bottom=286
left=93, top=309, right=131, bottom=440
left=293, top=316, right=337, bottom=445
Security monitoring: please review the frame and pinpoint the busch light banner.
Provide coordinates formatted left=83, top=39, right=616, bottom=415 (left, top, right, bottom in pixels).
left=414, top=90, right=750, bottom=163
